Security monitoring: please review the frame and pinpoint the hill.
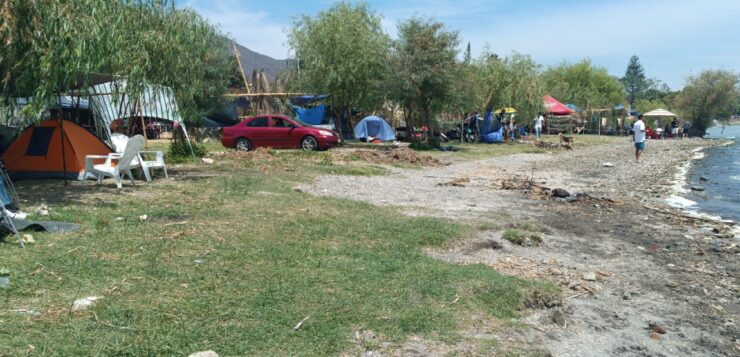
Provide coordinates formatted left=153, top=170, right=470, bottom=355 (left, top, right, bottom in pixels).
left=231, top=41, right=292, bottom=81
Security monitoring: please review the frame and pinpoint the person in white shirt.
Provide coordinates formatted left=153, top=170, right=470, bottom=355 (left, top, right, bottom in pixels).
left=633, top=114, right=646, bottom=162
left=534, top=113, right=544, bottom=140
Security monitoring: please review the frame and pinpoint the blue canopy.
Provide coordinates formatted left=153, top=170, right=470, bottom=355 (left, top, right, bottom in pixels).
left=290, top=95, right=329, bottom=106
left=353, top=116, right=396, bottom=141
left=289, top=103, right=326, bottom=125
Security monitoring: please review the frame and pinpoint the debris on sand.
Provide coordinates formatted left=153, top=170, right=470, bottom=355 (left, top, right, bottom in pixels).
left=500, top=175, right=551, bottom=196
left=551, top=188, right=570, bottom=198
left=72, top=296, right=102, bottom=311
left=437, top=177, right=470, bottom=187
left=334, top=148, right=443, bottom=167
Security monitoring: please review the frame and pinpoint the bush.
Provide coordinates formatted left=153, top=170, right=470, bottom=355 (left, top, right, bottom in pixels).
left=168, top=140, right=206, bottom=163
left=409, top=137, right=441, bottom=151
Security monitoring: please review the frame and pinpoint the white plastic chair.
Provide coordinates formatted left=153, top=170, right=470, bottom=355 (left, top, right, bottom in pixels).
left=110, top=133, right=167, bottom=182
left=138, top=150, right=168, bottom=182
left=82, top=135, right=144, bottom=190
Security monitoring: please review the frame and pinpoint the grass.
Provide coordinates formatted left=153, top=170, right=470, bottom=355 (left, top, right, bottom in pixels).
left=0, top=147, right=555, bottom=356
left=501, top=223, right=545, bottom=247
left=432, top=134, right=623, bottom=160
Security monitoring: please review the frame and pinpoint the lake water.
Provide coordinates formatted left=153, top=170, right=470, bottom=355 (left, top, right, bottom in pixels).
left=681, top=124, right=739, bottom=222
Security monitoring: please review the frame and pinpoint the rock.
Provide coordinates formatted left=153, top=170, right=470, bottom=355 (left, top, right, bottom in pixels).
left=471, top=239, right=503, bottom=251
left=551, top=309, right=566, bottom=326
left=188, top=351, right=218, bottom=357
left=649, top=331, right=661, bottom=340
left=649, top=323, right=667, bottom=334
left=582, top=272, right=597, bottom=281
left=690, top=186, right=705, bottom=191
left=602, top=162, right=614, bottom=167
left=201, top=158, right=214, bottom=165
left=552, top=188, right=570, bottom=198
left=699, top=176, right=709, bottom=181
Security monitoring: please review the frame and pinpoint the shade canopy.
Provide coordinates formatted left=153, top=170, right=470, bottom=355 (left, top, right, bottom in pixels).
left=543, top=95, right=573, bottom=115
left=643, top=108, right=677, bottom=117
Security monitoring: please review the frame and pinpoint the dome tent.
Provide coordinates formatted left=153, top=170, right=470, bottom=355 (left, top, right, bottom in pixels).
left=353, top=116, right=396, bottom=141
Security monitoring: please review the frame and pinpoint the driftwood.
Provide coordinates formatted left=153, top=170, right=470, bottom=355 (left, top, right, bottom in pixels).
left=642, top=204, right=734, bottom=225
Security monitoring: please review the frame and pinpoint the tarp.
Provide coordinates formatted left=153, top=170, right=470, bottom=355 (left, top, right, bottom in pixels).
left=88, top=81, right=182, bottom=128
left=289, top=103, right=326, bottom=125
left=643, top=108, right=678, bottom=117
left=353, top=116, right=396, bottom=141
left=480, top=110, right=504, bottom=143
left=2, top=119, right=112, bottom=180
left=566, top=103, right=582, bottom=112
left=543, top=95, right=573, bottom=115
left=290, top=95, right=329, bottom=106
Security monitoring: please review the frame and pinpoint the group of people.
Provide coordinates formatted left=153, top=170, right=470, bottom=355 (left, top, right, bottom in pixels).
left=463, top=110, right=548, bottom=142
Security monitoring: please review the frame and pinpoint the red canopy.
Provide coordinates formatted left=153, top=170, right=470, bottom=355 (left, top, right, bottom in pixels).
left=543, top=95, right=573, bottom=115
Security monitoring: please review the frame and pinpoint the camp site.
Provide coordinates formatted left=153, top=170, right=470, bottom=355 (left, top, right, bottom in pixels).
left=0, top=1, right=738, bottom=356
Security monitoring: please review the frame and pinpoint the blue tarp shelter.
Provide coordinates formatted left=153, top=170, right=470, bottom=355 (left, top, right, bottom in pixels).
left=353, top=116, right=396, bottom=141
left=289, top=103, right=326, bottom=125
left=290, top=95, right=329, bottom=106
left=566, top=103, right=582, bottom=112
left=480, top=110, right=504, bottom=143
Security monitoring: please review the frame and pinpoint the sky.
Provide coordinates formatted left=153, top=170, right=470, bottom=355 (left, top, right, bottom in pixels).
left=181, top=0, right=740, bottom=89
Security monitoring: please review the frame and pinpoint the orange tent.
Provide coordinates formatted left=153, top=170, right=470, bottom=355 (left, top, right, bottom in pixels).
left=2, top=119, right=112, bottom=180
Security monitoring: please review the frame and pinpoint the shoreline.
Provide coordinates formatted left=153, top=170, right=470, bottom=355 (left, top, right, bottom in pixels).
left=665, top=140, right=737, bottom=226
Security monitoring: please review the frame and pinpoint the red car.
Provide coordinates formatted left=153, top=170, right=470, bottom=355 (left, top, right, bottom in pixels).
left=221, top=115, right=341, bottom=151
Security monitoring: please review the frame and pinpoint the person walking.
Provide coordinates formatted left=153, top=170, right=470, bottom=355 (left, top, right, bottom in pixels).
left=534, top=113, right=544, bottom=140
left=633, top=114, right=646, bottom=163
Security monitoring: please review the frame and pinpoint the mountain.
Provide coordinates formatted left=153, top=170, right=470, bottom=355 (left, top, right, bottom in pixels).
left=231, top=41, right=293, bottom=82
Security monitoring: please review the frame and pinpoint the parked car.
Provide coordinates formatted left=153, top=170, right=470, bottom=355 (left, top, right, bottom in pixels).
left=221, top=114, right=341, bottom=151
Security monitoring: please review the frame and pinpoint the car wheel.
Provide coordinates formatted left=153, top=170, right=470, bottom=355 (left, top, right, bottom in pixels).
left=301, top=136, right=318, bottom=151
left=235, top=138, right=251, bottom=152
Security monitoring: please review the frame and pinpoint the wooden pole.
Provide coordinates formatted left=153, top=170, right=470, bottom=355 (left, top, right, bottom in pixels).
left=138, top=97, right=148, bottom=148
left=56, top=95, right=68, bottom=186
left=232, top=42, right=251, bottom=94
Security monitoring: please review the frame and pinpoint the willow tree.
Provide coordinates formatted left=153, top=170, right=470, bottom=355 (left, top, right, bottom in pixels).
left=390, top=17, right=459, bottom=133
left=0, top=0, right=232, bottom=124
left=541, top=59, right=624, bottom=110
left=475, top=52, right=544, bottom=122
left=675, top=70, right=739, bottom=136
left=288, top=2, right=391, bottom=135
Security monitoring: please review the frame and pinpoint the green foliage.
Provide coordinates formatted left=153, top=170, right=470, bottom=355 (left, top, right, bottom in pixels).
left=476, top=52, right=543, bottom=122
left=542, top=59, right=624, bottom=110
left=621, top=55, right=648, bottom=107
left=502, top=229, right=542, bottom=247
left=0, top=0, right=233, bottom=123
left=675, top=70, right=740, bottom=135
left=390, top=17, right=459, bottom=131
left=288, top=2, right=391, bottom=134
left=167, top=140, right=206, bottom=162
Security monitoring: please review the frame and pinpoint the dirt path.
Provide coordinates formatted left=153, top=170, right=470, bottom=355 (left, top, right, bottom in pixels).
left=299, top=139, right=738, bottom=356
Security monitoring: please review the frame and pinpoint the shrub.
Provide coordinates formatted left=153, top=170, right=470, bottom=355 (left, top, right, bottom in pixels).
left=168, top=140, right=206, bottom=163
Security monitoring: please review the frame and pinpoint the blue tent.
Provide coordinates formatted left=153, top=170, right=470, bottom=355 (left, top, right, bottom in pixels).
left=353, top=116, right=396, bottom=141
left=479, top=110, right=504, bottom=143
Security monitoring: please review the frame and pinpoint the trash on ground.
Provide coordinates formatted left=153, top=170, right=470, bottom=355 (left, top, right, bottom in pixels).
left=72, top=296, right=102, bottom=311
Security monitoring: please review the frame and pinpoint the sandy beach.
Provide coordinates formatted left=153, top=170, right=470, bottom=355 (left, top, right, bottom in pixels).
left=300, top=138, right=738, bottom=356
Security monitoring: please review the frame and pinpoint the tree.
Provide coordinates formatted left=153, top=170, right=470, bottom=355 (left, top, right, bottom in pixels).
left=463, top=42, right=471, bottom=64
left=288, top=2, right=390, bottom=135
left=475, top=52, right=543, bottom=122
left=621, top=55, right=648, bottom=108
left=676, top=70, right=740, bottom=135
left=390, top=17, right=459, bottom=133
left=0, top=0, right=233, bottom=122
left=542, top=59, right=624, bottom=110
